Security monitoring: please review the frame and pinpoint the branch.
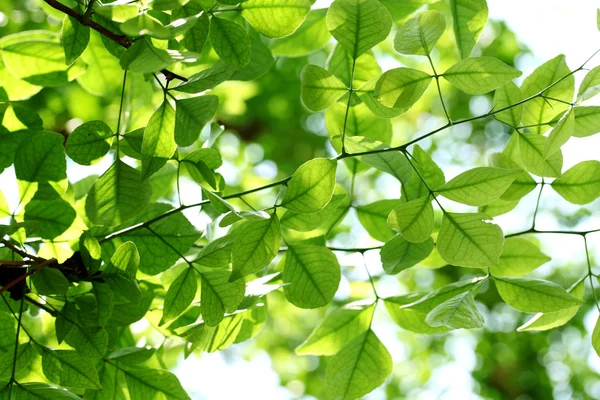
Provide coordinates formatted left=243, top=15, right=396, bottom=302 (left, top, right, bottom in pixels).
left=0, top=258, right=57, bottom=296
left=42, top=0, right=188, bottom=83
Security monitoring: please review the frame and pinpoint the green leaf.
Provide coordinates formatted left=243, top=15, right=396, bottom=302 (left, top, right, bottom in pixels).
left=162, top=267, right=198, bottom=324
left=0, top=343, right=36, bottom=380
left=174, top=95, right=218, bottom=147
left=437, top=212, right=504, bottom=268
left=65, top=121, right=114, bottom=165
left=572, top=106, right=600, bottom=137
left=296, top=302, right=375, bottom=355
left=494, top=276, right=583, bottom=312
left=345, top=136, right=412, bottom=183
left=449, top=0, right=488, bottom=59
left=179, top=312, right=245, bottom=355
left=300, top=64, right=347, bottom=111
left=437, top=167, right=520, bottom=206
left=492, top=237, right=551, bottom=277
left=282, top=245, right=341, bottom=309
left=119, top=37, right=196, bottom=74
left=141, top=101, right=177, bottom=179
left=551, top=160, right=600, bottom=204
left=518, top=278, right=585, bottom=332
left=93, top=282, right=114, bottom=326
left=86, top=160, right=152, bottom=227
left=387, top=196, right=434, bottom=243
left=240, top=0, right=311, bottom=38
left=65, top=326, right=108, bottom=359
left=374, top=68, right=432, bottom=108
left=326, top=330, right=392, bottom=400
left=230, top=35, right=274, bottom=81
left=356, top=76, right=408, bottom=118
left=120, top=14, right=171, bottom=38
left=0, top=191, right=8, bottom=218
left=271, top=9, right=330, bottom=57
left=172, top=64, right=236, bottom=94
left=209, top=17, right=251, bottom=68
left=107, top=241, right=140, bottom=277
left=194, top=234, right=236, bottom=268
left=380, top=235, right=434, bottom=274
left=61, top=15, right=89, bottom=65
left=326, top=0, right=392, bottom=59
left=200, top=270, right=245, bottom=326
left=24, top=197, right=76, bottom=240
left=521, top=55, right=574, bottom=135
left=425, top=292, right=484, bottom=329
left=329, top=46, right=382, bottom=89
left=402, top=145, right=445, bottom=199
left=577, top=65, right=600, bottom=101
left=31, top=267, right=70, bottom=295
left=39, top=346, right=102, bottom=390
left=107, top=347, right=156, bottom=364
left=518, top=133, right=563, bottom=178
left=5, top=382, right=82, bottom=399
left=281, top=158, right=337, bottom=213
left=174, top=3, right=209, bottom=52
left=394, top=10, right=445, bottom=55
left=356, top=199, right=400, bottom=242
left=443, top=57, right=522, bottom=95
left=281, top=192, right=346, bottom=232
left=76, top=33, right=123, bottom=97
left=384, top=294, right=448, bottom=334
left=593, top=317, right=600, bottom=357
left=230, top=213, right=281, bottom=281
left=493, top=81, right=523, bottom=127
left=544, top=108, right=574, bottom=157
left=488, top=152, right=536, bottom=201
left=122, top=367, right=190, bottom=400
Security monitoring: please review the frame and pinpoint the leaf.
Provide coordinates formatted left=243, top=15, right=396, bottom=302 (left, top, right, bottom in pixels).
left=0, top=343, right=36, bottom=380
left=488, top=152, right=536, bottom=201
left=394, top=10, right=445, bottom=55
left=174, top=4, right=209, bottom=52
left=107, top=241, right=140, bottom=277
left=31, top=267, right=70, bottom=295
left=6, top=382, right=82, bottom=399
left=162, top=267, right=198, bottom=324
left=194, top=234, right=236, bottom=268
left=65, top=121, right=114, bottom=165
left=374, top=68, right=432, bottom=108
left=119, top=37, right=196, bottom=74
left=39, top=346, right=102, bottom=390
left=282, top=245, right=341, bottom=309
left=61, top=15, right=89, bottom=65
left=120, top=14, right=171, bottom=38
left=521, top=55, right=574, bottom=135
left=345, top=136, right=412, bottom=183
left=384, top=294, right=448, bottom=334
left=356, top=76, right=408, bottom=118
left=200, top=270, right=245, bottom=326
left=93, top=282, right=114, bottom=326
left=443, top=57, right=522, bottom=95
left=355, top=199, right=400, bottom=242
left=122, top=367, right=190, bottom=400
left=107, top=347, right=156, bottom=364
left=518, top=278, right=585, bottom=332
left=281, top=158, right=337, bottom=213
left=24, top=197, right=76, bottom=240
left=437, top=212, right=504, bottom=268
left=300, top=64, right=347, bottom=111
left=296, top=302, right=375, bottom=355
left=437, top=167, right=520, bottom=206
left=544, top=108, right=574, bottom=158
left=449, top=0, right=488, bottom=59
left=577, top=65, right=600, bottom=101
left=551, top=160, right=600, bottom=205
left=493, top=81, right=523, bottom=127
left=230, top=35, right=274, bottom=81
left=518, top=133, right=563, bottom=178
left=141, top=101, right=177, bottom=180
left=326, top=0, right=392, bottom=59
left=387, top=196, right=434, bottom=243
left=380, top=235, right=434, bottom=274
left=593, top=317, right=600, bottom=357
left=172, top=64, right=236, bottom=94
left=209, top=17, right=251, bottom=68
left=85, top=160, right=152, bottom=227
left=425, top=292, right=484, bottom=329
left=326, top=330, right=392, bottom=400
left=492, top=237, right=551, bottom=277
left=65, top=326, right=108, bottom=359
left=271, top=9, right=331, bottom=57
left=281, top=192, right=346, bottom=232
left=572, top=106, right=600, bottom=137
left=328, top=46, right=382, bottom=89
left=174, top=95, right=218, bottom=147
left=494, top=276, right=583, bottom=312
left=240, top=0, right=311, bottom=38
left=230, top=213, right=281, bottom=281
left=402, top=145, right=445, bottom=199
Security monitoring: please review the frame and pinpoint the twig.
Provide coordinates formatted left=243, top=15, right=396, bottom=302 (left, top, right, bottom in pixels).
left=0, top=259, right=56, bottom=296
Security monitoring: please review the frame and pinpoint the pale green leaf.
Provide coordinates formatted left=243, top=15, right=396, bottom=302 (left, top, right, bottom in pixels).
left=0, top=343, right=36, bottom=380
left=356, top=199, right=400, bottom=242
left=31, top=267, right=70, bottom=295
left=283, top=245, right=341, bottom=309
left=345, top=136, right=412, bottom=182
left=107, top=347, right=156, bottom=364
left=593, top=316, right=600, bottom=357
left=141, top=101, right=176, bottom=179
left=296, top=302, right=375, bottom=355
left=479, top=197, right=519, bottom=217
left=402, top=145, right=445, bottom=199
left=174, top=3, right=209, bottom=52
left=394, top=10, right=445, bottom=55
left=194, top=234, right=236, bottom=268
left=65, top=121, right=114, bottom=165
left=488, top=152, right=536, bottom=201
left=577, top=65, right=600, bottom=101
left=65, top=326, right=108, bottom=359
left=551, top=160, right=600, bottom=205
left=449, top=0, right=488, bottom=59
left=230, top=35, right=274, bottom=81
left=240, top=0, right=311, bottom=38
left=122, top=367, right=190, bottom=400
left=438, top=167, right=520, bottom=206
left=493, top=81, right=523, bottom=127
left=544, top=108, right=574, bottom=157
left=326, top=0, right=392, bottom=59
left=572, top=106, right=600, bottom=137
left=271, top=9, right=330, bottom=57
left=356, top=76, right=408, bottom=118
left=172, top=64, right=235, bottom=94
left=119, top=37, right=197, bottom=74
left=300, top=64, right=347, bottom=111
left=425, top=292, right=484, bottom=329
left=200, top=270, right=245, bottom=326
left=384, top=294, right=449, bottom=334
left=281, top=158, right=337, bottom=213
left=326, top=330, right=392, bottom=400
left=328, top=46, right=382, bottom=89
left=281, top=192, right=346, bottom=232
left=494, top=276, right=583, bottom=312
left=107, top=241, right=140, bottom=277
left=518, top=133, right=563, bottom=178
left=374, top=68, right=432, bottom=108
left=209, top=17, right=251, bottom=68
left=387, top=196, right=434, bottom=243
left=0, top=191, right=9, bottom=218
left=443, top=57, right=522, bottom=95
left=175, top=95, right=218, bottom=147
left=5, top=382, right=82, bottom=400
left=120, top=14, right=171, bottom=39
left=380, top=235, right=434, bottom=274
left=61, top=15, right=89, bottom=65
left=24, top=197, right=76, bottom=239
left=77, top=33, right=123, bottom=97
left=492, top=237, right=551, bottom=277
left=162, top=267, right=198, bottom=324
left=39, top=347, right=102, bottom=390
left=437, top=212, right=504, bottom=268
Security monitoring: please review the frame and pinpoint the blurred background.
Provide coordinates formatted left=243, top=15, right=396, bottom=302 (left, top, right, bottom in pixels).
left=1, top=0, right=600, bottom=399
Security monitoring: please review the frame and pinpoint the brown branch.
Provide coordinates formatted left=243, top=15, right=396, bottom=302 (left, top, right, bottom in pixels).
left=0, top=258, right=57, bottom=296
left=0, top=239, right=43, bottom=262
left=42, top=0, right=188, bottom=83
